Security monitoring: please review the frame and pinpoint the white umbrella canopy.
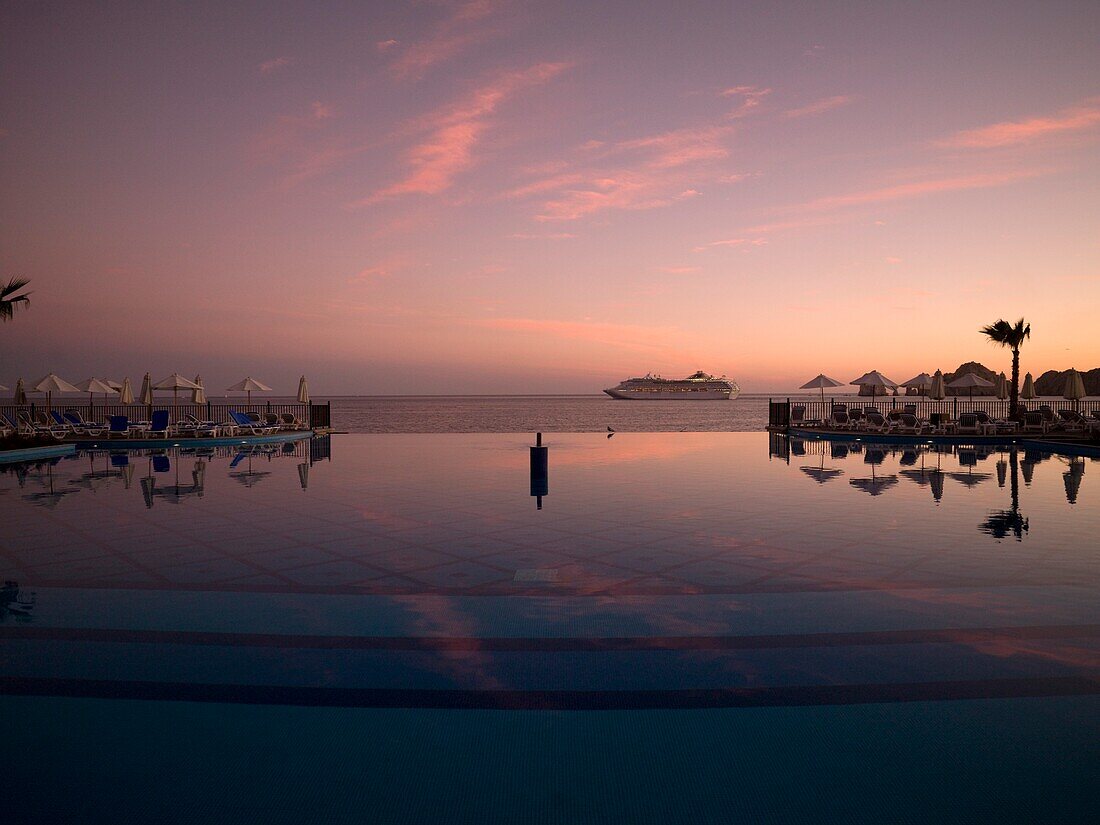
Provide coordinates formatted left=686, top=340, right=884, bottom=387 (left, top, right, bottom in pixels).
left=191, top=375, right=207, bottom=405
left=297, top=375, right=310, bottom=404
left=154, top=373, right=201, bottom=406
left=0, top=383, right=7, bottom=392
left=119, top=377, right=135, bottom=404
left=929, top=370, right=946, bottom=400
left=850, top=370, right=898, bottom=398
left=901, top=372, right=933, bottom=391
left=947, top=372, right=994, bottom=402
left=139, top=373, right=153, bottom=405
left=227, top=376, right=273, bottom=405
left=1021, top=372, right=1036, bottom=400
left=76, top=377, right=117, bottom=409
left=799, top=373, right=843, bottom=403
left=1063, top=369, right=1086, bottom=405
left=995, top=372, right=1008, bottom=400
left=33, top=373, right=82, bottom=410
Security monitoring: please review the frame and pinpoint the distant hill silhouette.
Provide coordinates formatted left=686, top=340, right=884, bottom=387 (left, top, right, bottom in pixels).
left=1034, top=368, right=1100, bottom=397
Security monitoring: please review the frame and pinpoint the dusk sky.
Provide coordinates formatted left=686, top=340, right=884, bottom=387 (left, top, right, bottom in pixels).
left=2, top=0, right=1098, bottom=395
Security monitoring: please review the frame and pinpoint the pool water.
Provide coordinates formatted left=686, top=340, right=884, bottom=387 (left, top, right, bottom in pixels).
left=2, top=433, right=1098, bottom=823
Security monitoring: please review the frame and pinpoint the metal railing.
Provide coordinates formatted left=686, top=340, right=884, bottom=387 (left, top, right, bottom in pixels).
left=772, top=397, right=1100, bottom=428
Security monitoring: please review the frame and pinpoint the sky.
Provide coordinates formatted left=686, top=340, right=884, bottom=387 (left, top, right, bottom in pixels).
left=1, top=0, right=1098, bottom=395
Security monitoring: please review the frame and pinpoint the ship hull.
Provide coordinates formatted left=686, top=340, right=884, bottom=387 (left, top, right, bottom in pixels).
left=604, top=388, right=736, bottom=400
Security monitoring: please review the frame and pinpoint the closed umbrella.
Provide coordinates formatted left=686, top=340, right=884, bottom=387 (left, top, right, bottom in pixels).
left=119, top=377, right=135, bottom=405
left=139, top=373, right=153, bottom=405
left=14, top=378, right=27, bottom=405
left=947, top=372, right=994, bottom=402
left=297, top=375, right=310, bottom=404
left=995, top=372, right=1008, bottom=400
left=1021, top=372, right=1036, bottom=401
left=1063, top=459, right=1085, bottom=505
left=191, top=375, right=207, bottom=405
left=154, top=373, right=200, bottom=405
left=33, top=373, right=82, bottom=411
left=929, top=370, right=946, bottom=401
left=1063, top=368, right=1086, bottom=410
left=227, top=376, right=273, bottom=405
left=850, top=370, right=898, bottom=400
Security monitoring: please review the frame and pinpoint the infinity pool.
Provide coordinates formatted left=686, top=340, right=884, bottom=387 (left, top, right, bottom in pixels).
left=2, top=433, right=1098, bottom=823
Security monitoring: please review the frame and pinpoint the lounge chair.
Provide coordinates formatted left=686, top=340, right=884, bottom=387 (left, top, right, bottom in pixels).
left=18, top=411, right=67, bottom=440
left=790, top=405, right=820, bottom=428
left=847, top=408, right=865, bottom=426
left=828, top=410, right=850, bottom=430
left=1020, top=412, right=1046, bottom=434
left=146, top=410, right=171, bottom=439
left=860, top=412, right=888, bottom=432
left=890, top=413, right=924, bottom=435
left=956, top=413, right=984, bottom=436
left=279, top=412, right=307, bottom=430
left=3, top=413, right=33, bottom=436
left=1057, top=410, right=1088, bottom=433
left=229, top=410, right=279, bottom=435
left=176, top=413, right=219, bottom=437
left=63, top=411, right=106, bottom=437
left=107, top=416, right=133, bottom=439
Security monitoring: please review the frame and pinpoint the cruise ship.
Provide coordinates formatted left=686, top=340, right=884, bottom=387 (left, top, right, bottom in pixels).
left=604, top=371, right=740, bottom=400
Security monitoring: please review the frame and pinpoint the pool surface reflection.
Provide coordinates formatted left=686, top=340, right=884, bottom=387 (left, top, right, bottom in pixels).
left=1, top=433, right=1098, bottom=823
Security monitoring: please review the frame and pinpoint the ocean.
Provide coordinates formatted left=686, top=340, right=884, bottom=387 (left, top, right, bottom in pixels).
left=324, top=393, right=796, bottom=433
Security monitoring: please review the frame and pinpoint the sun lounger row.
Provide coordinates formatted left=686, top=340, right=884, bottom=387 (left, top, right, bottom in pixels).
left=789, top=404, right=1100, bottom=436
left=2, top=409, right=308, bottom=440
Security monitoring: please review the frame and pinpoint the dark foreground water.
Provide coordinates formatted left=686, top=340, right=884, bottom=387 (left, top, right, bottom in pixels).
left=1, top=433, right=1098, bottom=823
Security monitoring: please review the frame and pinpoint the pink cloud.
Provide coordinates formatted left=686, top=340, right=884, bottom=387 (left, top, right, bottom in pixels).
left=692, top=237, right=768, bottom=252
left=376, top=39, right=399, bottom=52
left=510, top=125, right=733, bottom=221
left=660, top=265, right=701, bottom=274
left=359, top=62, right=570, bottom=205
left=348, top=257, right=410, bottom=284
left=720, top=85, right=772, bottom=118
left=474, top=316, right=680, bottom=354
left=508, top=232, right=576, bottom=239
left=783, top=94, right=853, bottom=119
left=388, top=0, right=504, bottom=80
left=259, top=56, right=293, bottom=75
left=797, top=170, right=1039, bottom=210
left=937, top=99, right=1100, bottom=148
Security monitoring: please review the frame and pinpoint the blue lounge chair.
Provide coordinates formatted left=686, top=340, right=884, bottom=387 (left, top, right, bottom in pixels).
left=147, top=410, right=171, bottom=439
left=108, top=416, right=132, bottom=438
left=229, top=411, right=278, bottom=435
left=152, top=454, right=171, bottom=473
left=110, top=453, right=129, bottom=468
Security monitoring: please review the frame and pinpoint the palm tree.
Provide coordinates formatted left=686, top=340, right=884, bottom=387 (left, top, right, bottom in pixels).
left=979, top=317, right=1030, bottom=417
left=1, top=277, right=31, bottom=322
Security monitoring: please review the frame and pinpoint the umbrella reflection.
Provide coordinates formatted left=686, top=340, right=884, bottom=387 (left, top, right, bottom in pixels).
left=849, top=448, right=897, bottom=495
left=1063, top=459, right=1085, bottom=505
left=980, top=448, right=1029, bottom=541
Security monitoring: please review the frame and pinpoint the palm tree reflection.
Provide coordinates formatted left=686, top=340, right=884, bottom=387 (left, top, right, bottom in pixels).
left=980, top=447, right=1029, bottom=541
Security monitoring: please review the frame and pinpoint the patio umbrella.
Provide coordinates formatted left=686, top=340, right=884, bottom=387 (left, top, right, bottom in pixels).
left=929, top=370, right=946, bottom=401
left=947, top=372, right=994, bottom=402
left=298, top=462, right=309, bottom=490
left=850, top=370, right=898, bottom=399
left=13, top=378, right=27, bottom=405
left=75, top=378, right=116, bottom=410
left=154, top=373, right=200, bottom=405
left=139, top=373, right=153, bottom=405
left=901, top=373, right=933, bottom=396
left=1021, top=372, right=1036, bottom=400
left=1063, top=368, right=1086, bottom=410
left=995, top=372, right=1008, bottom=400
left=799, top=373, right=844, bottom=403
left=104, top=379, right=123, bottom=392
left=227, top=376, right=273, bottom=405
left=119, top=377, right=135, bottom=404
left=0, top=383, right=6, bottom=392
left=191, top=375, right=207, bottom=404
left=297, top=375, right=310, bottom=404
left=33, top=373, right=82, bottom=411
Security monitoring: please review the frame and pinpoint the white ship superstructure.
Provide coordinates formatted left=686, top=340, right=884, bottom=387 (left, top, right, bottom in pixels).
left=604, top=371, right=740, bottom=400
